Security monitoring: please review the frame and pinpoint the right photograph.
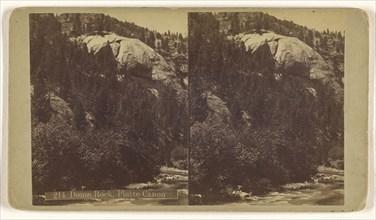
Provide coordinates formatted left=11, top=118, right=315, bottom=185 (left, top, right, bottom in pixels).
left=188, top=10, right=344, bottom=205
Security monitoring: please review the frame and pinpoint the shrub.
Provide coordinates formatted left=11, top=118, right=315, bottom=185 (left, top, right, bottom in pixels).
left=32, top=116, right=84, bottom=195
left=190, top=119, right=318, bottom=204
left=190, top=119, right=241, bottom=198
left=32, top=116, right=160, bottom=195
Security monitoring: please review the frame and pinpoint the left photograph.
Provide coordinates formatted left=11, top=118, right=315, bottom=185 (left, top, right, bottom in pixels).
left=30, top=11, right=188, bottom=206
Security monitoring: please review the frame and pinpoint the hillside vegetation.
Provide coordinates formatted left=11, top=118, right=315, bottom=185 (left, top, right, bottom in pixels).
left=189, top=12, right=344, bottom=204
left=30, top=13, right=188, bottom=195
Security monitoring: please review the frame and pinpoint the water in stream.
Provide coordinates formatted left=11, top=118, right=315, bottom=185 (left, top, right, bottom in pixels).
left=40, top=167, right=343, bottom=206
left=226, top=167, right=344, bottom=206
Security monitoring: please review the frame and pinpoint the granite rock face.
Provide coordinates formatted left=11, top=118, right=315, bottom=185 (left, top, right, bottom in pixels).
left=233, top=31, right=332, bottom=79
left=81, top=32, right=174, bottom=80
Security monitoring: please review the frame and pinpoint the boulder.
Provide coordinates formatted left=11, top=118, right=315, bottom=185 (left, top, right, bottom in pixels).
left=48, top=93, right=72, bottom=120
left=235, top=31, right=332, bottom=79
left=206, top=92, right=231, bottom=123
left=81, top=33, right=174, bottom=81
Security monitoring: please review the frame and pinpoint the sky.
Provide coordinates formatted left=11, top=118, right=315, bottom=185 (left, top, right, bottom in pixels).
left=107, top=9, right=188, bottom=35
left=106, top=8, right=345, bottom=35
left=262, top=9, right=346, bottom=33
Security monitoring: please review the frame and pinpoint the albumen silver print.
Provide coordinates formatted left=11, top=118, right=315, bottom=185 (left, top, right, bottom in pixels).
left=30, top=12, right=188, bottom=206
left=7, top=7, right=369, bottom=211
left=188, top=11, right=344, bottom=205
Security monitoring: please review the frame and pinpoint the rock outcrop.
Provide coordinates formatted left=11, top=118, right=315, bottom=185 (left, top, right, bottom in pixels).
left=206, top=92, right=231, bottom=123
left=81, top=32, right=174, bottom=81
left=48, top=93, right=72, bottom=121
left=232, top=31, right=332, bottom=79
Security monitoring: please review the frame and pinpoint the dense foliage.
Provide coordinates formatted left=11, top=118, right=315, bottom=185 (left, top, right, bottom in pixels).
left=189, top=12, right=344, bottom=204
left=30, top=14, right=188, bottom=195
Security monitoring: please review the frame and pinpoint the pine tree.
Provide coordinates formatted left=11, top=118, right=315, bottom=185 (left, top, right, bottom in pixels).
left=230, top=13, right=241, bottom=35
left=307, top=29, right=314, bottom=47
left=230, top=99, right=242, bottom=128
left=161, top=37, right=169, bottom=51
left=190, top=79, right=208, bottom=123
left=337, top=31, right=343, bottom=39
left=72, top=99, right=86, bottom=130
left=94, top=88, right=109, bottom=128
left=148, top=32, right=156, bottom=49
left=157, top=40, right=161, bottom=49
left=96, top=14, right=105, bottom=32
left=31, top=76, right=51, bottom=123
left=244, top=17, right=251, bottom=31
left=320, top=36, right=328, bottom=50
left=72, top=14, right=82, bottom=36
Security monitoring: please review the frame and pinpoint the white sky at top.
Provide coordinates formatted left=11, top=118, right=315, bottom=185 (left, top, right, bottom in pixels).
left=108, top=9, right=345, bottom=35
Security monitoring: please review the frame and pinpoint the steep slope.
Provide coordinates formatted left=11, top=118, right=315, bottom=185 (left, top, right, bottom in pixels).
left=30, top=13, right=188, bottom=194
left=189, top=12, right=344, bottom=203
left=72, top=32, right=187, bottom=162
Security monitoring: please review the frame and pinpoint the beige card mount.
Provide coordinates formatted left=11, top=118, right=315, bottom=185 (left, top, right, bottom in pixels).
left=7, top=7, right=369, bottom=211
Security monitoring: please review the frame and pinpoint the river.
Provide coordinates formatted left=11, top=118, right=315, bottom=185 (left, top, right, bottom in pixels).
left=39, top=166, right=342, bottom=206
left=226, top=166, right=344, bottom=206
